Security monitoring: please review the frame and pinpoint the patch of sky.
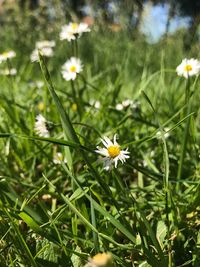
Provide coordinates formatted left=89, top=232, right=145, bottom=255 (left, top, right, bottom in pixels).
left=140, top=3, right=190, bottom=43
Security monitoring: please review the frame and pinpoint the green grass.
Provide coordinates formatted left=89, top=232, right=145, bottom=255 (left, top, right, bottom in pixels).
left=0, top=21, right=200, bottom=267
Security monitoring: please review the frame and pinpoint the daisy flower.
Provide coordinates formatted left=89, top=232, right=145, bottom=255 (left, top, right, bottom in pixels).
left=60, top=25, right=76, bottom=42
left=60, top=22, right=90, bottom=42
left=61, top=57, right=83, bottom=81
left=53, top=152, right=67, bottom=164
left=122, top=99, right=134, bottom=107
left=115, top=103, right=124, bottom=111
left=35, top=81, right=44, bottom=88
left=95, top=134, right=130, bottom=170
left=0, top=68, right=17, bottom=76
left=84, top=253, right=113, bottom=267
left=176, top=58, right=200, bottom=78
left=0, top=50, right=16, bottom=63
left=30, top=48, right=54, bottom=62
left=115, top=99, right=135, bottom=111
left=89, top=100, right=101, bottom=109
left=34, top=114, right=49, bottom=137
left=156, top=127, right=170, bottom=139
left=30, top=40, right=55, bottom=62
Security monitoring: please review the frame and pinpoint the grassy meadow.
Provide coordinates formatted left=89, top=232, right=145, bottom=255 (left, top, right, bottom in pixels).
left=0, top=6, right=200, bottom=267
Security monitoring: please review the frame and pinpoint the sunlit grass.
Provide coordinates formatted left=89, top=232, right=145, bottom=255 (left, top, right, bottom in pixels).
left=0, top=25, right=199, bottom=267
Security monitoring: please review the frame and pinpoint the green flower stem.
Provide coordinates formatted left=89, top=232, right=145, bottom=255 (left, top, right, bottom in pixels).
left=6, top=59, right=15, bottom=101
left=70, top=80, right=83, bottom=119
left=70, top=79, right=77, bottom=100
left=75, top=38, right=78, bottom=58
left=6, top=59, right=20, bottom=125
left=71, top=41, right=75, bottom=56
left=90, top=191, right=100, bottom=253
left=70, top=38, right=83, bottom=118
left=79, top=74, right=100, bottom=91
left=177, top=78, right=191, bottom=189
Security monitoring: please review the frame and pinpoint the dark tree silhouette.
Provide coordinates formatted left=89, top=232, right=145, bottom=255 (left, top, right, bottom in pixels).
left=176, top=0, right=200, bottom=49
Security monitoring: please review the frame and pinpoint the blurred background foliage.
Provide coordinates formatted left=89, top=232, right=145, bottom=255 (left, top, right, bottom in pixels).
left=0, top=0, right=199, bottom=51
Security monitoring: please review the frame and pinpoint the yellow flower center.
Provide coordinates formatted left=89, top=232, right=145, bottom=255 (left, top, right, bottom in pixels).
left=71, top=23, right=78, bottom=30
left=2, top=52, right=9, bottom=56
left=37, top=102, right=44, bottom=111
left=71, top=103, right=77, bottom=112
left=55, top=153, right=63, bottom=161
left=70, top=65, right=77, bottom=72
left=107, top=145, right=120, bottom=158
left=184, top=64, right=192, bottom=72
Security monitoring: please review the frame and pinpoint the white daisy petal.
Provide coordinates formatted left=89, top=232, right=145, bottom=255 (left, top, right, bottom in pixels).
left=36, top=40, right=55, bottom=49
left=113, top=134, right=118, bottom=145
left=102, top=136, right=113, bottom=147
left=114, top=158, right=118, bottom=168
left=95, top=147, right=109, bottom=157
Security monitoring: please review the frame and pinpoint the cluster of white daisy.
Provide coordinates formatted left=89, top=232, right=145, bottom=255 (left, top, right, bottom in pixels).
left=31, top=21, right=200, bottom=173
left=30, top=40, right=55, bottom=62
left=0, top=50, right=17, bottom=76
left=33, top=23, right=91, bottom=169
left=84, top=253, right=113, bottom=267
left=34, top=115, right=129, bottom=170
left=176, top=58, right=200, bottom=79
left=60, top=22, right=90, bottom=42
left=60, top=22, right=90, bottom=81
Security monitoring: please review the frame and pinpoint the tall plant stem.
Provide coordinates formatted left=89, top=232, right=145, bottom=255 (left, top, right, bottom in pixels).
left=75, top=39, right=78, bottom=57
left=70, top=80, right=82, bottom=119
left=176, top=78, right=191, bottom=190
